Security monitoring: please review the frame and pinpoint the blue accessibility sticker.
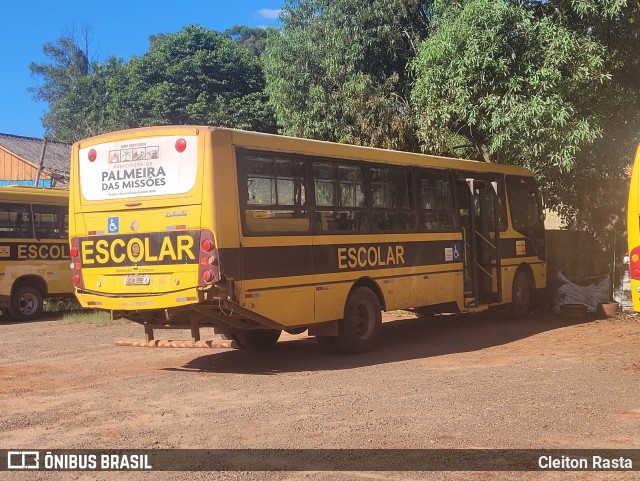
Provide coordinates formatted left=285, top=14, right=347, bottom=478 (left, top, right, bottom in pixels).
left=452, top=241, right=462, bottom=261
left=108, top=217, right=119, bottom=233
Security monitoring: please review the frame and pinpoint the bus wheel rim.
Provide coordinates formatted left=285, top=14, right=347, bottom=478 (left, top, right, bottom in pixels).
left=354, top=302, right=375, bottom=340
left=19, top=293, right=38, bottom=315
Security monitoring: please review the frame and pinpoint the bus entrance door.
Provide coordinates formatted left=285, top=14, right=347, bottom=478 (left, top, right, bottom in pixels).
left=458, top=178, right=502, bottom=308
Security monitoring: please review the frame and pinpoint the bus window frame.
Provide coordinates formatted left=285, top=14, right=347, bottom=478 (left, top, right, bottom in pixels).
left=236, top=148, right=519, bottom=238
left=237, top=149, right=312, bottom=236
left=415, top=168, right=458, bottom=233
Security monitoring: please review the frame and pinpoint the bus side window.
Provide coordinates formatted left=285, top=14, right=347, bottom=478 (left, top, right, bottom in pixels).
left=418, top=170, right=454, bottom=231
left=371, top=166, right=416, bottom=231
left=313, top=162, right=367, bottom=232
left=33, top=204, right=63, bottom=239
left=0, top=203, right=33, bottom=238
left=241, top=153, right=310, bottom=233
left=506, top=176, right=542, bottom=230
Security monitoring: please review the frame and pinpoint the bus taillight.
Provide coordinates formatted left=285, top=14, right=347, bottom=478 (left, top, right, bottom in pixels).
left=198, top=229, right=219, bottom=286
left=630, top=247, right=640, bottom=280
left=69, top=237, right=85, bottom=289
left=201, top=239, right=214, bottom=252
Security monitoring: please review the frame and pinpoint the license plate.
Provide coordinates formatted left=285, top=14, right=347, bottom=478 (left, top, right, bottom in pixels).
left=124, top=274, right=151, bottom=286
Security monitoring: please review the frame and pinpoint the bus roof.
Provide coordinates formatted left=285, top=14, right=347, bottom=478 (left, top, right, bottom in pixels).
left=75, top=125, right=535, bottom=177
left=0, top=185, right=69, bottom=204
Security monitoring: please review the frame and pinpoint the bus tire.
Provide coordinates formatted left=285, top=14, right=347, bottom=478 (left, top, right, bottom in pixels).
left=9, top=286, right=43, bottom=321
left=233, top=329, right=281, bottom=349
left=510, top=270, right=531, bottom=319
left=336, top=287, right=382, bottom=354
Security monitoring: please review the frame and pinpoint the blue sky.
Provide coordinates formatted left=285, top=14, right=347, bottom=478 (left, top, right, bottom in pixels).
left=0, top=1, right=283, bottom=139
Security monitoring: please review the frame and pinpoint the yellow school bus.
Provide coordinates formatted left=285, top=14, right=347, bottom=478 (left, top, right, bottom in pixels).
left=69, top=126, right=546, bottom=352
left=627, top=145, right=640, bottom=311
left=0, top=186, right=72, bottom=321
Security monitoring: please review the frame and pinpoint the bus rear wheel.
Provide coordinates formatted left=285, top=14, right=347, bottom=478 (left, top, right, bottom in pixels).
left=232, top=329, right=281, bottom=349
left=510, top=271, right=531, bottom=319
left=9, top=286, right=43, bottom=321
left=336, top=287, right=382, bottom=354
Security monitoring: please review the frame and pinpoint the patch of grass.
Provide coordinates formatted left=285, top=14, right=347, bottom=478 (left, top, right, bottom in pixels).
left=44, top=297, right=83, bottom=313
left=62, top=309, right=128, bottom=327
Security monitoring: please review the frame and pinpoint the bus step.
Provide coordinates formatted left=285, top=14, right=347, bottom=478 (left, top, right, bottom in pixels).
left=114, top=337, right=238, bottom=349
left=465, top=297, right=476, bottom=307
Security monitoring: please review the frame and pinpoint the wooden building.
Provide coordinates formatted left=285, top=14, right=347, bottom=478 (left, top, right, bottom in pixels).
left=0, top=133, right=70, bottom=187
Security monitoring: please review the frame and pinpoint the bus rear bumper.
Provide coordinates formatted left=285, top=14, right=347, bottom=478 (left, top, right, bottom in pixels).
left=75, top=288, right=200, bottom=311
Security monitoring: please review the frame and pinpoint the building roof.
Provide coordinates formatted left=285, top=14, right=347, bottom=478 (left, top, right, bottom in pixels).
left=0, top=133, right=70, bottom=181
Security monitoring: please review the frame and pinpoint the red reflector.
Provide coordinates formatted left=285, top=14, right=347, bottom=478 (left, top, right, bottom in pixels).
left=202, top=270, right=213, bottom=282
left=202, top=239, right=213, bottom=252
left=72, top=275, right=80, bottom=285
left=200, top=257, right=208, bottom=265
left=70, top=247, right=78, bottom=258
left=88, top=149, right=97, bottom=162
left=175, top=138, right=187, bottom=153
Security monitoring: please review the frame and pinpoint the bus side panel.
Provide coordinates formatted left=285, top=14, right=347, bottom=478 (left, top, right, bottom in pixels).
left=628, top=146, right=640, bottom=312
left=392, top=233, right=464, bottom=310
left=233, top=243, right=315, bottom=328
left=210, top=130, right=239, bottom=254
left=313, top=236, right=394, bottom=323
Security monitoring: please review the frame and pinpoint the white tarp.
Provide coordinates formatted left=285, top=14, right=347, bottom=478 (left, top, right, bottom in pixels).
left=552, top=270, right=610, bottom=313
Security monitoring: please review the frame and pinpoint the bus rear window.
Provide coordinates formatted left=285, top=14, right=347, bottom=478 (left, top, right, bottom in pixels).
left=78, top=135, right=198, bottom=201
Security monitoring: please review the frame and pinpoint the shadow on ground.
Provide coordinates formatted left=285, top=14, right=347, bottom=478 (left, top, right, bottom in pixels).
left=166, top=311, right=596, bottom=375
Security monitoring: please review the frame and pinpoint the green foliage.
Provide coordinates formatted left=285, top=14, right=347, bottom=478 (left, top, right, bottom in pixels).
left=410, top=0, right=639, bottom=243
left=263, top=0, right=431, bottom=151
left=62, top=309, right=125, bottom=327
left=43, top=296, right=83, bottom=313
left=224, top=25, right=270, bottom=56
left=38, top=25, right=276, bottom=142
left=411, top=0, right=607, bottom=171
left=29, top=4, right=640, bottom=243
left=122, top=25, right=273, bottom=129
left=29, top=35, right=90, bottom=139
left=29, top=36, right=89, bottom=104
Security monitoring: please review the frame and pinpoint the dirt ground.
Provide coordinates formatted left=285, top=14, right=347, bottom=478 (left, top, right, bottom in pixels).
left=1, top=309, right=640, bottom=481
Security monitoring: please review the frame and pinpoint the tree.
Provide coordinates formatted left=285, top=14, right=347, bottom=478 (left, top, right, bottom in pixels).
left=224, top=25, right=270, bottom=56
left=263, top=0, right=431, bottom=151
left=37, top=25, right=277, bottom=142
left=410, top=0, right=639, bottom=247
left=29, top=27, right=93, bottom=138
left=411, top=0, right=607, bottom=170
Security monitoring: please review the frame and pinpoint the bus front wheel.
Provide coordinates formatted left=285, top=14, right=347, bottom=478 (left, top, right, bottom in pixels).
left=232, top=329, right=281, bottom=349
left=336, top=287, right=382, bottom=354
left=9, top=286, right=43, bottom=321
left=510, top=271, right=531, bottom=319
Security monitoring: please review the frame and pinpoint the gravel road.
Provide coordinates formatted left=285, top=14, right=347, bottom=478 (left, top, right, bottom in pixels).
left=1, top=310, right=639, bottom=481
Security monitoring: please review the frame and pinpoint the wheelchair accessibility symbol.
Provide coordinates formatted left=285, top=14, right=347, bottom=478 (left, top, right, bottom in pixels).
left=452, top=241, right=462, bottom=262
left=108, top=217, right=119, bottom=233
